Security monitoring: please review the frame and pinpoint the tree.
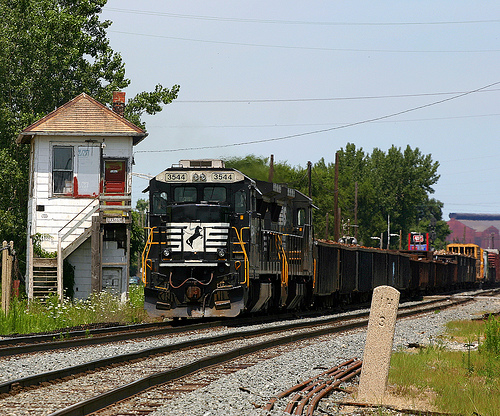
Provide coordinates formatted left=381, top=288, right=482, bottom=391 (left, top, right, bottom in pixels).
left=0, top=0, right=179, bottom=264
left=224, top=144, right=444, bottom=249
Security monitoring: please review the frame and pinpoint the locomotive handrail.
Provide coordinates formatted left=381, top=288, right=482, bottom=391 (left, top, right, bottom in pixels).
left=141, top=227, right=156, bottom=285
left=232, top=226, right=249, bottom=287
left=275, top=234, right=289, bottom=287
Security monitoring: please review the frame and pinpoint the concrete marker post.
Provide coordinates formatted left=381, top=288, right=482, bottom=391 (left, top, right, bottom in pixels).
left=357, top=285, right=400, bottom=403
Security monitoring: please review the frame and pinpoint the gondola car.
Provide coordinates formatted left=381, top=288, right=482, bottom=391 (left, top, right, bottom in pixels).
left=142, top=159, right=314, bottom=317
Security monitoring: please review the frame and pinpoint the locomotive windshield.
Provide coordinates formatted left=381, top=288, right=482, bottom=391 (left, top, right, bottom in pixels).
left=169, top=204, right=230, bottom=223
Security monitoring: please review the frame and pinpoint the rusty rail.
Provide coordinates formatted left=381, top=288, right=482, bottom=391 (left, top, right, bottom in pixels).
left=264, top=358, right=362, bottom=415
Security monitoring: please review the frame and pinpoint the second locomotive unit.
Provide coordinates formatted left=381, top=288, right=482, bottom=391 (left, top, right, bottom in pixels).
left=142, top=159, right=314, bottom=318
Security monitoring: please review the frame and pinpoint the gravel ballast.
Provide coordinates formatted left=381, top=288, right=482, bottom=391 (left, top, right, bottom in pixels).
left=149, top=296, right=500, bottom=416
left=1, top=294, right=499, bottom=415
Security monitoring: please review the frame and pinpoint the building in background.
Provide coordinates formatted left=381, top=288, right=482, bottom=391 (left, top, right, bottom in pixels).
left=17, top=93, right=147, bottom=301
left=446, top=213, right=500, bottom=250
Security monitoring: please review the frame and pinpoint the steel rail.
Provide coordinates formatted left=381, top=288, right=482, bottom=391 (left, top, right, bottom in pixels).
left=44, top=298, right=469, bottom=416
left=0, top=297, right=452, bottom=357
left=0, top=296, right=467, bottom=396
left=0, top=320, right=222, bottom=357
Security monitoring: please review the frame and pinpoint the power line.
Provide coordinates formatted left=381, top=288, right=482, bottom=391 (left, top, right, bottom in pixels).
left=174, top=89, right=500, bottom=103
left=135, top=80, right=500, bottom=154
left=145, top=113, right=500, bottom=129
left=105, top=8, right=500, bottom=27
left=109, top=30, right=500, bottom=53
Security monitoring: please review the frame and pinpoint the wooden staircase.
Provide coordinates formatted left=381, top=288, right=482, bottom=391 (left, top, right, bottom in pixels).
left=32, top=258, right=58, bottom=299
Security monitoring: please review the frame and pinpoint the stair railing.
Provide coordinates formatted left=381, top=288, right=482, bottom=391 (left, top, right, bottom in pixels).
left=56, top=197, right=100, bottom=301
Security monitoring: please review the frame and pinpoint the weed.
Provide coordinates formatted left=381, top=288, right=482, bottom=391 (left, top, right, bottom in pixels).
left=0, top=287, right=149, bottom=335
left=389, top=317, right=500, bottom=416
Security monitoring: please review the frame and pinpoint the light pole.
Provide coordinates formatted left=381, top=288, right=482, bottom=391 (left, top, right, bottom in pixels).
left=371, top=232, right=383, bottom=249
left=389, top=233, right=399, bottom=250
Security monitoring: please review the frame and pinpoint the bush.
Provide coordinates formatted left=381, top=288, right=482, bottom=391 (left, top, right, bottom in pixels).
left=483, top=315, right=500, bottom=355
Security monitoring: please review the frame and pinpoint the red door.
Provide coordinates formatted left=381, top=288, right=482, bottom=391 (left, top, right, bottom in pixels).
left=104, top=160, right=126, bottom=205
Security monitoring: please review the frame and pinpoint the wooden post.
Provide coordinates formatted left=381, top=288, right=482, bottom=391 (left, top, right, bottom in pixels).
left=333, top=152, right=340, bottom=242
left=91, top=216, right=101, bottom=293
left=268, top=154, right=274, bottom=183
left=2, top=241, right=13, bottom=314
left=57, top=235, right=63, bottom=301
left=325, top=212, right=329, bottom=240
left=354, top=182, right=358, bottom=240
left=307, top=161, right=312, bottom=199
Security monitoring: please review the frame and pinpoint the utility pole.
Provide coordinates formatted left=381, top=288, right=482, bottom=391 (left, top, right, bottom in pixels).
left=325, top=212, right=329, bottom=240
left=354, top=182, right=358, bottom=240
left=334, top=152, right=340, bottom=242
left=307, top=161, right=312, bottom=199
left=387, top=215, right=390, bottom=249
left=268, top=154, right=274, bottom=183
left=2, top=241, right=13, bottom=314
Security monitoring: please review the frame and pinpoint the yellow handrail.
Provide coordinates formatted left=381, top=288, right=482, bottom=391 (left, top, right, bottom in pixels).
left=232, top=227, right=250, bottom=286
left=141, top=227, right=156, bottom=285
left=275, top=234, right=289, bottom=287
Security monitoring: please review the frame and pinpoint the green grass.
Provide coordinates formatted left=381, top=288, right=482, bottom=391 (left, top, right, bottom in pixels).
left=0, top=285, right=150, bottom=335
left=389, top=316, right=500, bottom=415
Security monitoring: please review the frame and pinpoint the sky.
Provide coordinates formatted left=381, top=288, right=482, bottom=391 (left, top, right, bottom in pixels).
left=100, top=1, right=500, bottom=220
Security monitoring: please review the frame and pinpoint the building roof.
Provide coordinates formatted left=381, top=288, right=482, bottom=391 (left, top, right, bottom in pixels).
left=449, top=213, right=500, bottom=233
left=16, top=93, right=147, bottom=145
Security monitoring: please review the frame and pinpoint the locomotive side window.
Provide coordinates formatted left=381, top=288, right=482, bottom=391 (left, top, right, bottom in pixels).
left=235, top=190, right=247, bottom=214
left=297, top=208, right=306, bottom=226
left=203, top=186, right=226, bottom=202
left=152, top=192, right=168, bottom=214
left=174, top=186, right=197, bottom=202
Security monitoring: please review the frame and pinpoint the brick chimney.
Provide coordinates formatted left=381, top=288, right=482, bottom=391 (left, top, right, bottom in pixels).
left=112, top=91, right=125, bottom=116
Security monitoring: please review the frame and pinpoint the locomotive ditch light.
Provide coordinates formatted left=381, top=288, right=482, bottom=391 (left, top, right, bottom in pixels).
left=163, top=248, right=172, bottom=258
left=217, top=248, right=227, bottom=258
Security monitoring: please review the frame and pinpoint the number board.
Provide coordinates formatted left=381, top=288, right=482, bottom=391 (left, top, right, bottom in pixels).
left=211, top=172, right=236, bottom=182
left=164, top=172, right=187, bottom=182
left=159, top=170, right=245, bottom=183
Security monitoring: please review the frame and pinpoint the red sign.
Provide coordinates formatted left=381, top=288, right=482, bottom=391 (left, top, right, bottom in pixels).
left=413, top=234, right=424, bottom=243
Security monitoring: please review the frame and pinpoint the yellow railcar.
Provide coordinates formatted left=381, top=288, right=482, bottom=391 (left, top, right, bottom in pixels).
left=446, top=243, right=485, bottom=282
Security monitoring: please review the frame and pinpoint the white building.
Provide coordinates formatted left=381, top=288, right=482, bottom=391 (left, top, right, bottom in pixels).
left=16, top=93, right=147, bottom=300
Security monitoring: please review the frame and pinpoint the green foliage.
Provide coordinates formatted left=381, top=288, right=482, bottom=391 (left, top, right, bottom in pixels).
left=390, top=318, right=500, bottom=415
left=0, top=0, right=179, bottom=267
left=0, top=286, right=148, bottom=335
left=130, top=209, right=145, bottom=276
left=124, top=84, right=180, bottom=130
left=225, top=144, right=446, bottom=247
left=32, top=233, right=56, bottom=258
left=225, top=154, right=303, bottom=184
left=483, top=315, right=500, bottom=355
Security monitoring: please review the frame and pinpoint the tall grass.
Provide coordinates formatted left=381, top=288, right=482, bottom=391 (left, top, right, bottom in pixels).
left=389, top=316, right=500, bottom=416
left=0, top=285, right=149, bottom=335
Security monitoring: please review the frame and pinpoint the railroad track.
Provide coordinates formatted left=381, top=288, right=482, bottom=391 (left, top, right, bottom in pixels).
left=0, top=296, right=457, bottom=358
left=0, top=296, right=470, bottom=416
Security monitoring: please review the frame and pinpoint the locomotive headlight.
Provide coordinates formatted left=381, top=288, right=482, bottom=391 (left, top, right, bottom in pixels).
left=163, top=248, right=172, bottom=258
left=217, top=248, right=226, bottom=258
left=193, top=173, right=199, bottom=181
left=200, top=173, right=207, bottom=181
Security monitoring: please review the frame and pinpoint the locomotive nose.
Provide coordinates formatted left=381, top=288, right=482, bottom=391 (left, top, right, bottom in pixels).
left=186, top=285, right=202, bottom=301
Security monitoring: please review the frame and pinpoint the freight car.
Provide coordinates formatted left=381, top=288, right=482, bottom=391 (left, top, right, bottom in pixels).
left=142, top=159, right=480, bottom=318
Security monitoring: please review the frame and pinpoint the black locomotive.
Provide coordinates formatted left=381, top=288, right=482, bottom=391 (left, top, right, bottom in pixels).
left=142, top=159, right=314, bottom=317
left=142, top=159, right=480, bottom=318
